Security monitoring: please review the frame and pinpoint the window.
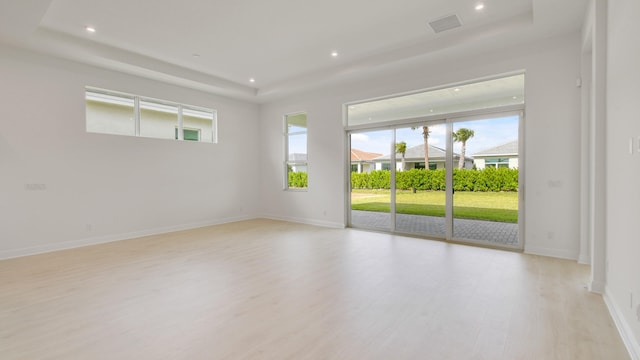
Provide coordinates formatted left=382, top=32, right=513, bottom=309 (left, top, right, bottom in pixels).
left=183, top=106, right=215, bottom=143
left=175, top=128, right=200, bottom=141
left=86, top=91, right=135, bottom=136
left=140, top=99, right=178, bottom=140
left=485, top=158, right=510, bottom=168
left=85, top=88, right=216, bottom=143
left=285, top=113, right=307, bottom=189
left=415, top=162, right=438, bottom=170
left=346, top=74, right=525, bottom=127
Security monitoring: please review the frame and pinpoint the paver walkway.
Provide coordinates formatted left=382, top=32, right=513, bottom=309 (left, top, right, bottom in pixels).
left=351, top=210, right=519, bottom=245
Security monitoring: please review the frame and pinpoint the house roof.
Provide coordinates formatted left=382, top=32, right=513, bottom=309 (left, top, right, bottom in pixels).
left=473, top=140, right=518, bottom=157
left=375, top=144, right=468, bottom=161
left=351, top=148, right=382, bottom=161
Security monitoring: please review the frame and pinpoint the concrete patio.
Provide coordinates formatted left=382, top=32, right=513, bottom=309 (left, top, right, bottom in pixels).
left=351, top=210, right=519, bottom=245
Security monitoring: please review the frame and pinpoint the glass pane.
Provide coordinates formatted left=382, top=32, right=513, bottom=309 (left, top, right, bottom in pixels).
left=287, top=133, right=307, bottom=162
left=452, top=116, right=519, bottom=245
left=140, top=99, right=178, bottom=140
left=183, top=129, right=200, bottom=141
left=286, top=113, right=308, bottom=189
left=394, top=123, right=447, bottom=238
left=347, top=74, right=524, bottom=126
left=286, top=113, right=307, bottom=134
left=350, top=129, right=392, bottom=230
left=183, top=107, right=215, bottom=143
left=86, top=91, right=135, bottom=136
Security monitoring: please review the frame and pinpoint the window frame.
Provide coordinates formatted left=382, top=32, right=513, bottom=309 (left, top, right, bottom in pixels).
left=485, top=157, right=510, bottom=168
left=284, top=112, right=308, bottom=191
left=175, top=127, right=201, bottom=141
left=85, top=87, right=217, bottom=143
left=415, top=162, right=438, bottom=170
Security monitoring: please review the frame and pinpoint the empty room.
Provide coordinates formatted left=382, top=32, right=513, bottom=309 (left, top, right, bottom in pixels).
left=1, top=0, right=638, bottom=359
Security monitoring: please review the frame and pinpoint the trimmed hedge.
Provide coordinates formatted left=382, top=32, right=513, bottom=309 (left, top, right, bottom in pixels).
left=352, top=168, right=518, bottom=192
left=288, top=171, right=308, bottom=188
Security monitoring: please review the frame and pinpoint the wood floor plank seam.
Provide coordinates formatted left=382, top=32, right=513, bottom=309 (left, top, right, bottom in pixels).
left=0, top=219, right=630, bottom=359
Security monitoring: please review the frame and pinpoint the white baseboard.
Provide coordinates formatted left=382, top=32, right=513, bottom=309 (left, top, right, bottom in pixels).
left=260, top=214, right=345, bottom=229
left=523, top=246, right=578, bottom=261
left=604, top=288, right=640, bottom=360
left=0, top=215, right=257, bottom=260
left=589, top=279, right=606, bottom=294
left=578, top=253, right=591, bottom=265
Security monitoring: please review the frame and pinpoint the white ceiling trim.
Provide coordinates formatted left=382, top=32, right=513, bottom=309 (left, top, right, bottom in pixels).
left=0, top=0, right=589, bottom=104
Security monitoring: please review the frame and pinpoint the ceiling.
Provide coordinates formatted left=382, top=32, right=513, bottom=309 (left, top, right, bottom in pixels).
left=348, top=74, right=525, bottom=126
left=0, top=0, right=588, bottom=103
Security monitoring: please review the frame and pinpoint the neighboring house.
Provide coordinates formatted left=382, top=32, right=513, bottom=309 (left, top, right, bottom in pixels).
left=373, top=144, right=472, bottom=170
left=472, top=140, right=518, bottom=169
left=351, top=148, right=382, bottom=173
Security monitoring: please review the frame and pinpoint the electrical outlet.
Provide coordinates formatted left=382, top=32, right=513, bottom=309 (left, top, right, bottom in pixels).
left=25, top=183, right=46, bottom=191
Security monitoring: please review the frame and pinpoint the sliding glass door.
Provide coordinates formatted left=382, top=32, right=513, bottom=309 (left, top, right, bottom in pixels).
left=348, top=112, right=522, bottom=249
left=394, top=123, right=447, bottom=238
left=346, top=74, right=525, bottom=248
left=349, top=129, right=393, bottom=231
left=451, top=115, right=520, bottom=246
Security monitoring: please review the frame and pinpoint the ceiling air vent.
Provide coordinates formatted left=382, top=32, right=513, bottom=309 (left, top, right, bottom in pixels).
left=429, top=14, right=462, bottom=33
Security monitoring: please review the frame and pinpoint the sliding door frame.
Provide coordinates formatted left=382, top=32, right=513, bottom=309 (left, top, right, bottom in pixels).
left=346, top=104, right=525, bottom=250
left=446, top=110, right=525, bottom=250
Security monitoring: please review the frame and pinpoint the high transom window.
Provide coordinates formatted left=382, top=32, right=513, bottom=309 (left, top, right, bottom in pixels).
left=86, top=88, right=217, bottom=143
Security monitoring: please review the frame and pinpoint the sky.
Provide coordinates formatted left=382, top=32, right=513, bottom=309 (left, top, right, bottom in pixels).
left=350, top=115, right=519, bottom=157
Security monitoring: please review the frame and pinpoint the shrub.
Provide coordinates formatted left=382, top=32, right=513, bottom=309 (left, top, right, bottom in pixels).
left=288, top=171, right=308, bottom=188
left=368, top=170, right=390, bottom=189
left=453, top=168, right=478, bottom=191
left=351, top=168, right=518, bottom=191
left=350, top=172, right=369, bottom=189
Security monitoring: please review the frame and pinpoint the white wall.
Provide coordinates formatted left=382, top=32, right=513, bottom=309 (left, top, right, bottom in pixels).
left=259, top=94, right=346, bottom=227
left=259, top=32, right=583, bottom=258
left=605, top=0, right=640, bottom=354
left=0, top=45, right=260, bottom=259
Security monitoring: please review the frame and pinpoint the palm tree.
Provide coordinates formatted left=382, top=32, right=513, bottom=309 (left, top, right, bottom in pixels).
left=452, top=128, right=475, bottom=169
left=395, top=141, right=407, bottom=170
left=411, top=126, right=430, bottom=169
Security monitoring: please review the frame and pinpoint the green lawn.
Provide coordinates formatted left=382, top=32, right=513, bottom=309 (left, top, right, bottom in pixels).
left=351, top=190, right=518, bottom=223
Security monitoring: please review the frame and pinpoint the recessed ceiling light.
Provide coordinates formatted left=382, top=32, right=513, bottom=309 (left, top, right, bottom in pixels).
left=512, top=96, right=518, bottom=99
left=454, top=88, right=461, bottom=92
left=85, top=26, right=96, bottom=33
left=331, top=51, right=339, bottom=57
left=249, top=78, right=256, bottom=83
left=475, top=3, right=485, bottom=11
left=192, top=53, right=201, bottom=58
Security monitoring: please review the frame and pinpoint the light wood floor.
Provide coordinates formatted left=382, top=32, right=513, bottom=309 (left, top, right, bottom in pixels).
left=0, top=219, right=629, bottom=359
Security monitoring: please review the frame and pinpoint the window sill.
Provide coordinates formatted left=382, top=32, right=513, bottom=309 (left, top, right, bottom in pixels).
left=284, top=188, right=308, bottom=192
